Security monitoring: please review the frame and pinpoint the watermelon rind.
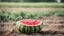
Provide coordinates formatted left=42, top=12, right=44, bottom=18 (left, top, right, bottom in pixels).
left=16, top=20, right=43, bottom=33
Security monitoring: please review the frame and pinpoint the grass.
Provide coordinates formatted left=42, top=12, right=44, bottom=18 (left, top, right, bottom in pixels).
left=0, top=10, right=64, bottom=21
left=0, top=2, right=64, bottom=8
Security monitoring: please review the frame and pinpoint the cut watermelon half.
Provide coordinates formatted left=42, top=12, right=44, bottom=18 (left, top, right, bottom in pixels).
left=16, top=19, right=43, bottom=33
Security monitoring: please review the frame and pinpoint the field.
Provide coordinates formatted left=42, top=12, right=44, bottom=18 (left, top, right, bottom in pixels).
left=0, top=16, right=64, bottom=36
left=0, top=2, right=64, bottom=36
left=0, top=2, right=64, bottom=8
left=0, top=10, right=64, bottom=21
left=0, top=10, right=64, bottom=36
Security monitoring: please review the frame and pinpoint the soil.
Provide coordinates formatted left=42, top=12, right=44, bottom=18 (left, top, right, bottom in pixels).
left=0, top=8, right=64, bottom=12
left=0, top=16, right=64, bottom=36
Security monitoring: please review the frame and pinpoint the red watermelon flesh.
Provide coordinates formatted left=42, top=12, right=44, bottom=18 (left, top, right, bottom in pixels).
left=20, top=19, right=40, bottom=25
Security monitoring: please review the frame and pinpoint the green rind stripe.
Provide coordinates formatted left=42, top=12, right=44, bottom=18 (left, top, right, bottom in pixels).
left=27, top=26, right=28, bottom=33
left=34, top=26, right=36, bottom=33
left=30, top=26, right=32, bottom=33
left=38, top=25, right=40, bottom=32
left=22, top=26, right=25, bottom=33
left=31, top=26, right=34, bottom=33
left=16, top=22, right=20, bottom=30
left=40, top=24, right=43, bottom=29
left=19, top=25, right=24, bottom=33
left=25, top=26, right=28, bottom=33
left=36, top=26, right=39, bottom=32
left=27, top=26, right=30, bottom=33
left=19, top=25, right=22, bottom=32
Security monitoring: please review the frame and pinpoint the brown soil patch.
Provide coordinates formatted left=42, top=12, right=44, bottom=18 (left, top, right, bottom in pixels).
left=0, top=8, right=64, bottom=12
left=0, top=16, right=64, bottom=36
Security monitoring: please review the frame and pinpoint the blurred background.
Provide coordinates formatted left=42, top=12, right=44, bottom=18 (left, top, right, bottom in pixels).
left=0, top=0, right=64, bottom=2
left=0, top=0, right=64, bottom=36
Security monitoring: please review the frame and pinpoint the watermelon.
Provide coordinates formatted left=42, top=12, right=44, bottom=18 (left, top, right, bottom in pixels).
left=16, top=19, right=43, bottom=33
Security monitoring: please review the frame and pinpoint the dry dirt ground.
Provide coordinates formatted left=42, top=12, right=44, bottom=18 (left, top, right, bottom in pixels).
left=0, top=8, right=64, bottom=12
left=0, top=16, right=64, bottom=36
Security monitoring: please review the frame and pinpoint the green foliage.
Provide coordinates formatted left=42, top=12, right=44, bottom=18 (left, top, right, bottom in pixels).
left=41, top=10, right=64, bottom=16
left=26, top=13, right=38, bottom=19
left=0, top=10, right=64, bottom=21
left=0, top=11, right=10, bottom=21
left=0, top=0, right=56, bottom=2
left=8, top=12, right=22, bottom=21
left=0, top=2, right=64, bottom=8
left=19, top=12, right=26, bottom=19
left=54, top=11, right=64, bottom=16
left=0, top=11, right=5, bottom=20
left=0, top=0, right=64, bottom=2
